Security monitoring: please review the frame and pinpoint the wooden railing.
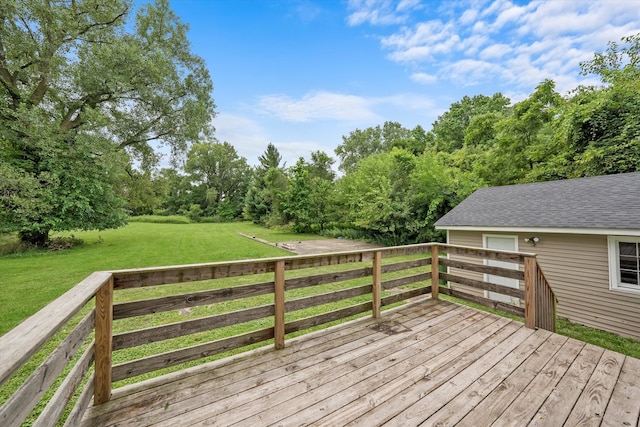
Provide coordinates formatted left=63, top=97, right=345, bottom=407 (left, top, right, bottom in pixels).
left=0, top=243, right=555, bottom=426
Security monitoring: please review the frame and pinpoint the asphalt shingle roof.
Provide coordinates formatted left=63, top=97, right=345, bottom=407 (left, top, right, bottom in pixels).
left=434, top=172, right=640, bottom=230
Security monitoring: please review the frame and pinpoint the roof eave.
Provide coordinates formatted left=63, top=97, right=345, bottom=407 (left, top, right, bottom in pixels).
left=435, top=225, right=640, bottom=236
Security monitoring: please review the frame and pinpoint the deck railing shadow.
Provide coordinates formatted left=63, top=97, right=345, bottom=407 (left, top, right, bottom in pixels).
left=0, top=243, right=555, bottom=427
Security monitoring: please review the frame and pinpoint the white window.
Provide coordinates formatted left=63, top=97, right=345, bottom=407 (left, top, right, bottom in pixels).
left=608, top=236, right=640, bottom=294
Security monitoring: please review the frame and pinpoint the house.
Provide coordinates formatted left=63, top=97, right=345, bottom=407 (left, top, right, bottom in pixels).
left=434, top=172, right=640, bottom=340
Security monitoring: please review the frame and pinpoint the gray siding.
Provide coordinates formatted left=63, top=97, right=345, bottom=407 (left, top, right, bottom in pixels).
left=448, top=230, right=640, bottom=340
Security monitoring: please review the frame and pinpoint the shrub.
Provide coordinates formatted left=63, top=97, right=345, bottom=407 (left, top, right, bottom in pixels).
left=46, top=235, right=84, bottom=251
left=186, top=204, right=203, bottom=222
left=128, top=215, right=191, bottom=224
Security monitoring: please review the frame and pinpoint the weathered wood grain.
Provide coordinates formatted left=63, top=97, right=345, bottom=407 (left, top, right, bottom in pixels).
left=111, top=327, right=274, bottom=382
left=381, top=327, right=541, bottom=427
left=0, top=310, right=94, bottom=427
left=285, top=267, right=371, bottom=290
left=274, top=260, right=285, bottom=350
left=441, top=244, right=530, bottom=262
left=439, top=286, right=525, bottom=317
left=0, top=271, right=111, bottom=387
left=112, top=305, right=274, bottom=350
left=76, top=301, right=635, bottom=427
left=160, top=304, right=475, bottom=427
left=490, top=337, right=585, bottom=426
left=563, top=349, right=625, bottom=427
left=601, top=355, right=640, bottom=426
left=285, top=285, right=373, bottom=312
left=524, top=256, right=537, bottom=329
left=284, top=302, right=373, bottom=334
left=440, top=257, right=525, bottom=280
left=381, top=273, right=430, bottom=290
left=34, top=342, right=95, bottom=427
left=454, top=332, right=565, bottom=427
left=440, top=272, right=525, bottom=298
left=431, top=245, right=440, bottom=299
left=423, top=326, right=565, bottom=426
left=280, top=314, right=509, bottom=427
left=380, top=287, right=430, bottom=306
left=94, top=278, right=113, bottom=405
left=528, top=343, right=605, bottom=426
left=64, top=375, right=94, bottom=427
left=373, top=251, right=382, bottom=318
left=112, top=261, right=276, bottom=289
left=83, top=304, right=442, bottom=427
left=112, top=281, right=274, bottom=319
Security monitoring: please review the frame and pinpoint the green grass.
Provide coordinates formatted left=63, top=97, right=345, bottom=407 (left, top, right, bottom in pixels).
left=128, top=214, right=191, bottom=224
left=0, top=222, right=321, bottom=335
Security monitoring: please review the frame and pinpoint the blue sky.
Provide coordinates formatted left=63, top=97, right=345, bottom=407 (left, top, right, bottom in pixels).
left=162, top=0, right=640, bottom=167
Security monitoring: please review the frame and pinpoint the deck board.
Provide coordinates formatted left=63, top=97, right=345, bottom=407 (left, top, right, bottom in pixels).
left=80, top=300, right=640, bottom=427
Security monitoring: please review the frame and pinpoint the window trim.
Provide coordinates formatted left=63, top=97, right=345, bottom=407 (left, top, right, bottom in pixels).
left=608, top=235, right=640, bottom=294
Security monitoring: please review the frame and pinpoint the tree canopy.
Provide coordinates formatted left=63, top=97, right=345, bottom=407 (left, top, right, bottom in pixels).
left=0, top=0, right=215, bottom=245
left=2, top=12, right=639, bottom=251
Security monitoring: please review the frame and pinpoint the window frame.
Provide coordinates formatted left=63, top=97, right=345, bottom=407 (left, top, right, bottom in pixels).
left=608, top=235, right=640, bottom=294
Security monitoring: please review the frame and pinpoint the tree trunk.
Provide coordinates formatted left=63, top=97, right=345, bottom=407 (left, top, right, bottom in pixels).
left=19, top=230, right=50, bottom=247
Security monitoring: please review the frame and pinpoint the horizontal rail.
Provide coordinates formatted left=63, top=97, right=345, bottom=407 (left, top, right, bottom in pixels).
left=0, top=241, right=555, bottom=426
left=113, top=305, right=275, bottom=350
left=439, top=287, right=525, bottom=318
left=113, top=281, right=274, bottom=319
left=440, top=272, right=525, bottom=299
left=112, top=328, right=275, bottom=382
left=439, top=244, right=533, bottom=263
left=440, top=258, right=525, bottom=280
left=0, top=271, right=111, bottom=387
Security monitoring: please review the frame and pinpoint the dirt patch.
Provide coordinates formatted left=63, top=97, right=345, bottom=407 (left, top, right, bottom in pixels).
left=276, top=238, right=384, bottom=255
left=238, top=232, right=383, bottom=255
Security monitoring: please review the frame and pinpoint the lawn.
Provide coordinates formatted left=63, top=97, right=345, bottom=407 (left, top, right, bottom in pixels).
left=0, top=221, right=321, bottom=335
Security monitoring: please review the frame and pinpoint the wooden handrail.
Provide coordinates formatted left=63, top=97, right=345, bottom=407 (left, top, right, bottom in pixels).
left=0, top=271, right=111, bottom=387
left=0, top=242, right=556, bottom=426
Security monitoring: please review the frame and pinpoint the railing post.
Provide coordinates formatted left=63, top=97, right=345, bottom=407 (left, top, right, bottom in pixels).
left=274, top=260, right=286, bottom=350
left=524, top=256, right=537, bottom=329
left=372, top=251, right=382, bottom=318
left=94, top=275, right=113, bottom=405
left=431, top=244, right=439, bottom=300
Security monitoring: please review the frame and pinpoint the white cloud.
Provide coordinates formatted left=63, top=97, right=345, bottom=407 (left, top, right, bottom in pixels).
left=347, top=0, right=414, bottom=26
left=411, top=72, right=438, bottom=84
left=366, top=0, right=640, bottom=95
left=212, top=113, right=271, bottom=165
left=460, top=8, right=478, bottom=25
left=257, top=91, right=381, bottom=123
left=383, top=21, right=461, bottom=62
left=479, top=42, right=511, bottom=59
left=442, top=59, right=508, bottom=86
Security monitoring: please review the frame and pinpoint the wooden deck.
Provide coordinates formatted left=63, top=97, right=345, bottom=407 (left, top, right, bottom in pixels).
left=80, top=300, right=640, bottom=427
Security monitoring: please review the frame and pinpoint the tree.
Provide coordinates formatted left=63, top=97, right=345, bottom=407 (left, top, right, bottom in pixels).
left=244, top=144, right=288, bottom=225
left=307, top=150, right=336, bottom=182
left=335, top=121, right=410, bottom=173
left=184, top=141, right=250, bottom=218
left=257, top=143, right=284, bottom=172
left=0, top=0, right=215, bottom=245
left=478, top=80, right=562, bottom=185
left=429, top=93, right=510, bottom=152
left=283, top=156, right=337, bottom=232
left=554, top=33, right=640, bottom=177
